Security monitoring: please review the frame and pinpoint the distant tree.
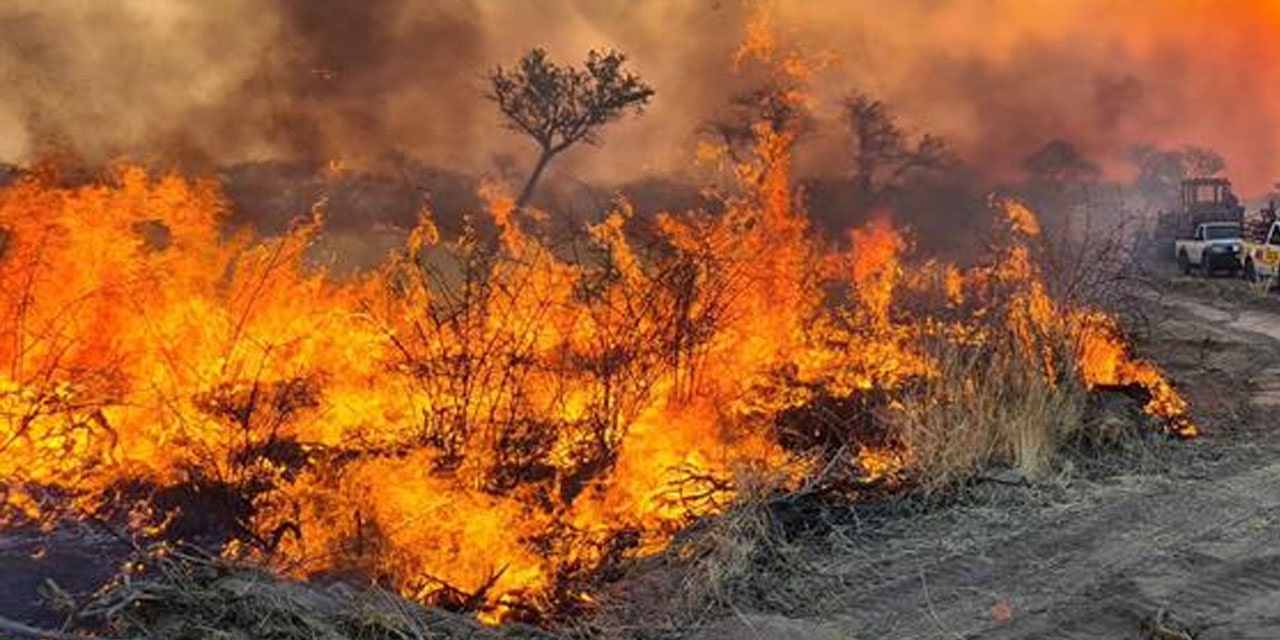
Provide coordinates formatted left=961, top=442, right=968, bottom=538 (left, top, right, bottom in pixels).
left=1015, top=139, right=1110, bottom=241
left=844, top=93, right=953, bottom=209
left=488, top=48, right=654, bottom=208
left=1130, top=144, right=1226, bottom=207
left=706, top=81, right=812, bottom=161
left=1022, top=139, right=1101, bottom=184
left=1182, top=146, right=1226, bottom=178
left=0, top=162, right=17, bottom=187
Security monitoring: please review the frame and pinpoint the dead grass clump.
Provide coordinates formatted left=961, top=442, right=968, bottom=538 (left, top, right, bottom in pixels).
left=675, top=490, right=798, bottom=617
left=62, top=548, right=549, bottom=640
left=593, top=476, right=840, bottom=634
left=886, top=341, right=1086, bottom=493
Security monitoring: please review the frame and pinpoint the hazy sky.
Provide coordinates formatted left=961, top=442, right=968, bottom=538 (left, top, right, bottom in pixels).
left=2, top=1, right=1278, bottom=192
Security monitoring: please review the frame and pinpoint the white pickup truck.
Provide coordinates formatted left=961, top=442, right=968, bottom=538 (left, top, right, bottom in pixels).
left=1175, top=221, right=1243, bottom=275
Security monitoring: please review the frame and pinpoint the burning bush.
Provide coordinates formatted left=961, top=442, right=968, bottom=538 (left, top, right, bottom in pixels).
left=0, top=120, right=1193, bottom=626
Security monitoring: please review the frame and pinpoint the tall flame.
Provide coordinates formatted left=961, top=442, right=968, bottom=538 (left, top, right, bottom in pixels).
left=0, top=150, right=1193, bottom=621
left=0, top=24, right=1195, bottom=623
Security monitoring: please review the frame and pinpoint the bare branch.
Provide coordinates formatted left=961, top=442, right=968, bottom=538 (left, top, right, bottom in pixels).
left=844, top=93, right=954, bottom=209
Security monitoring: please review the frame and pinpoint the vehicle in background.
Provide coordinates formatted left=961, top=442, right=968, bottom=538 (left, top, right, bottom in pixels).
left=1154, top=177, right=1245, bottom=253
left=1175, top=221, right=1243, bottom=275
left=1172, top=177, right=1244, bottom=227
left=1243, top=207, right=1280, bottom=283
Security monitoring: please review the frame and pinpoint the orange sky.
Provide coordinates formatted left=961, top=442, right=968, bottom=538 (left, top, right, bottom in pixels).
left=3, top=1, right=1280, bottom=192
left=759, top=0, right=1280, bottom=192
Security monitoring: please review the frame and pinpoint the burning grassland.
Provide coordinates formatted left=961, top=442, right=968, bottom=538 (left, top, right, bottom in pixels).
left=0, top=120, right=1194, bottom=629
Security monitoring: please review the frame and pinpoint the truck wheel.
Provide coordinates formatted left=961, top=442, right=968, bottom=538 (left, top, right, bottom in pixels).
left=1178, top=251, right=1192, bottom=275
left=1245, top=259, right=1259, bottom=282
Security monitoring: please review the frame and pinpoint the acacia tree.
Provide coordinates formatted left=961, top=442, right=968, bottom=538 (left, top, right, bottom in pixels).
left=844, top=93, right=953, bottom=211
left=489, top=48, right=655, bottom=208
left=706, top=81, right=813, bottom=162
left=1018, top=139, right=1103, bottom=218
left=1022, top=139, right=1101, bottom=184
left=1130, top=144, right=1226, bottom=208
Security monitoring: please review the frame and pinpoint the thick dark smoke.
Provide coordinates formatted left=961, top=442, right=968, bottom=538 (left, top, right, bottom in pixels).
left=0, top=0, right=488, bottom=169
left=3, top=1, right=1280, bottom=194
left=206, top=0, right=485, bottom=163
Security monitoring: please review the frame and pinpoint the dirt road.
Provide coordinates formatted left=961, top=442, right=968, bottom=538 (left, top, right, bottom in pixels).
left=698, top=274, right=1280, bottom=640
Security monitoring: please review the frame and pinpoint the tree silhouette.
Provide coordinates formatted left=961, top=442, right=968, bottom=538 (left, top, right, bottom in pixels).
left=489, top=48, right=654, bottom=208
left=844, top=94, right=953, bottom=210
left=1130, top=144, right=1226, bottom=208
left=705, top=80, right=813, bottom=163
left=1022, top=139, right=1101, bottom=184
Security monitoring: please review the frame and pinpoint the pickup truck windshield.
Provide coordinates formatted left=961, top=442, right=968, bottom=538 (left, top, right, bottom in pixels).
left=1204, top=225, right=1241, bottom=240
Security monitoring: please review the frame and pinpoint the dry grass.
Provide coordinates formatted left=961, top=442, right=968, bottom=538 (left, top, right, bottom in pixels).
left=57, top=548, right=549, bottom=640
left=885, top=340, right=1087, bottom=494
left=671, top=484, right=806, bottom=617
left=585, top=476, right=847, bottom=638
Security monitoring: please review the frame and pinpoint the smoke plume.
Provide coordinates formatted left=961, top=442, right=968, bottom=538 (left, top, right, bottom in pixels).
left=2, top=1, right=1280, bottom=192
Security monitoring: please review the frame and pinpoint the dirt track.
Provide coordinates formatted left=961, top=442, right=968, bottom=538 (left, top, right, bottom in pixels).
left=698, top=272, right=1280, bottom=640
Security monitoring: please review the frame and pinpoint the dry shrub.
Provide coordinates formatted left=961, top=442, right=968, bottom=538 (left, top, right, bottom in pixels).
left=886, top=339, right=1086, bottom=493
left=61, top=548, right=549, bottom=640
left=591, top=473, right=837, bottom=634
left=674, top=484, right=797, bottom=616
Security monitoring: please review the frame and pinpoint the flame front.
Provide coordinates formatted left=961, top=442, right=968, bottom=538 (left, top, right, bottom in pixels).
left=0, top=146, right=1193, bottom=621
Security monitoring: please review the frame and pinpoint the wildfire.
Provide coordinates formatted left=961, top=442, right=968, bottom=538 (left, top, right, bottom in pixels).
left=0, top=25, right=1196, bottom=628
left=0, top=144, right=1194, bottom=622
left=1076, top=313, right=1198, bottom=438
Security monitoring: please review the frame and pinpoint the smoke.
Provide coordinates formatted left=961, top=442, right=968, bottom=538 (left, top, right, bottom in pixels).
left=773, top=0, right=1280, bottom=192
left=213, top=0, right=486, bottom=164
left=0, top=0, right=487, bottom=168
left=3, top=1, right=1280, bottom=192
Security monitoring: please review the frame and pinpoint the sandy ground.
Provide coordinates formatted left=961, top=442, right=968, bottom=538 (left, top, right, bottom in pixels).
left=696, top=270, right=1280, bottom=640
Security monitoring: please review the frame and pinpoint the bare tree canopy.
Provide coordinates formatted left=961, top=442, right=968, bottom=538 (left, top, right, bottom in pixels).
left=704, top=80, right=813, bottom=164
left=1130, top=144, right=1226, bottom=207
left=489, top=48, right=655, bottom=208
left=1022, top=139, right=1102, bottom=183
left=844, top=93, right=953, bottom=209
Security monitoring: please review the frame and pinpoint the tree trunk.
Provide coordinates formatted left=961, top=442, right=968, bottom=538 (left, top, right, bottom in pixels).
left=516, top=148, right=554, bottom=209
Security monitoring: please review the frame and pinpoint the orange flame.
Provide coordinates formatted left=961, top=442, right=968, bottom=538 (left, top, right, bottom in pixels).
left=0, top=155, right=1193, bottom=622
left=0, top=20, right=1194, bottom=624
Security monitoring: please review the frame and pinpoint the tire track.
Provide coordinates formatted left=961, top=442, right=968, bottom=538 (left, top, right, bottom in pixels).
left=826, top=459, right=1280, bottom=639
